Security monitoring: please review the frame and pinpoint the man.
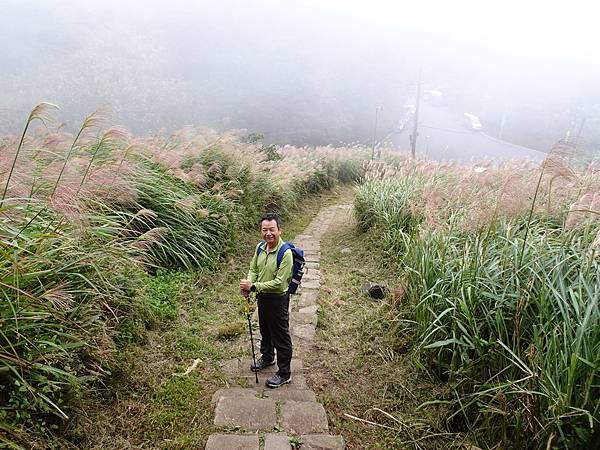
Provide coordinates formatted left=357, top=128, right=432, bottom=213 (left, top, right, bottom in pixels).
left=240, top=213, right=293, bottom=388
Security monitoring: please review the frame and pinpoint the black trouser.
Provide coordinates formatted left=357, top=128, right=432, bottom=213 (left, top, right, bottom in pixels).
left=257, top=292, right=292, bottom=378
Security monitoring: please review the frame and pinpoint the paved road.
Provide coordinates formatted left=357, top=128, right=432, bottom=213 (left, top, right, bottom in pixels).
left=390, top=104, right=546, bottom=163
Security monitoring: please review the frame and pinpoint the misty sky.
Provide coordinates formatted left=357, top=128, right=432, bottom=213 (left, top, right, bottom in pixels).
left=1, top=0, right=599, bottom=152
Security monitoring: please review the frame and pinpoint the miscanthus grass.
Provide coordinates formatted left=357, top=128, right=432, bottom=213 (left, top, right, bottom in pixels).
left=355, top=154, right=600, bottom=449
left=1, top=104, right=366, bottom=448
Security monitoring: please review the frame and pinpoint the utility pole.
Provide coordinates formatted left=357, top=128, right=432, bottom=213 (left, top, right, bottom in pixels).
left=575, top=117, right=586, bottom=147
left=410, top=67, right=422, bottom=159
left=371, top=106, right=382, bottom=160
left=499, top=103, right=508, bottom=140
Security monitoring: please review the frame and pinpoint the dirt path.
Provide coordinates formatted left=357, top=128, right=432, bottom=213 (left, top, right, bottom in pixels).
left=206, top=204, right=352, bottom=450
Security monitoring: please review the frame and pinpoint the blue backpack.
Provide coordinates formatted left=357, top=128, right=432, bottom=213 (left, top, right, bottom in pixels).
left=257, top=241, right=305, bottom=294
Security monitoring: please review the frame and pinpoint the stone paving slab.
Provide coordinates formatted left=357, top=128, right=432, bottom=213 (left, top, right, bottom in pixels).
left=303, top=254, right=321, bottom=263
left=303, top=273, right=321, bottom=282
left=280, top=400, right=329, bottom=435
left=264, top=433, right=292, bottom=450
left=300, top=434, right=345, bottom=450
left=299, top=305, right=319, bottom=316
left=304, top=261, right=320, bottom=270
left=214, top=397, right=276, bottom=430
left=292, top=323, right=316, bottom=341
left=301, top=280, right=321, bottom=290
left=297, top=291, right=318, bottom=308
left=205, top=434, right=259, bottom=450
left=291, top=311, right=318, bottom=326
left=211, top=387, right=259, bottom=406
left=237, top=358, right=305, bottom=375
left=261, top=388, right=317, bottom=402
left=240, top=372, right=308, bottom=390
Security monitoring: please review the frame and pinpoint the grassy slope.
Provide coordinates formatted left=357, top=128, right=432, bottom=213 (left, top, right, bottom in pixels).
left=63, top=186, right=351, bottom=450
left=311, top=203, right=472, bottom=449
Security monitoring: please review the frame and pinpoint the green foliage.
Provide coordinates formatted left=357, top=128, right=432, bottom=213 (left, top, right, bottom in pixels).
left=0, top=201, right=147, bottom=432
left=260, top=144, right=282, bottom=161
left=133, top=163, right=235, bottom=269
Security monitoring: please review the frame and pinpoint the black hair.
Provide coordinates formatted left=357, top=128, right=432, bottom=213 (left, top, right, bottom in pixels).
left=259, top=212, right=283, bottom=229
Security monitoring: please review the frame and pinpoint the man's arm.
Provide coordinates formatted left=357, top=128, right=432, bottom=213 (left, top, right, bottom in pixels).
left=252, top=249, right=292, bottom=293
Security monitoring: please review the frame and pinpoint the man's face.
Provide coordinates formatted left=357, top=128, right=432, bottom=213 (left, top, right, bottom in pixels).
left=260, top=219, right=282, bottom=248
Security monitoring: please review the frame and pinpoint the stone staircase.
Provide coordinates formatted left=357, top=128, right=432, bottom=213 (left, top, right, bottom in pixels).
left=206, top=205, right=351, bottom=450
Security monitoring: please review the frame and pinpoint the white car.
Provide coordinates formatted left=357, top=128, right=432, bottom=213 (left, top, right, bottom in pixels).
left=463, top=113, right=483, bottom=131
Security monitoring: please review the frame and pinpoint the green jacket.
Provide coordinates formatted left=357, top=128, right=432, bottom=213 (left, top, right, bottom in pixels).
left=247, top=237, right=293, bottom=294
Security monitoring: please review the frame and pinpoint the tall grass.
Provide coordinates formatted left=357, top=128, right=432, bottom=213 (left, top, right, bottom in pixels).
left=1, top=105, right=367, bottom=447
left=354, top=156, right=600, bottom=448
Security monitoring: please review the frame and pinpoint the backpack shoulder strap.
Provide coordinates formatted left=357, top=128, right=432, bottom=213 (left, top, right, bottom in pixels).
left=276, top=242, right=294, bottom=268
left=256, top=240, right=266, bottom=256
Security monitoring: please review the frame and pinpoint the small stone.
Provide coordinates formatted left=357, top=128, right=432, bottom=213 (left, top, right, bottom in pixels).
left=279, top=401, right=329, bottom=435
left=340, top=247, right=351, bottom=254
left=361, top=282, right=387, bottom=299
left=205, top=434, right=259, bottom=450
left=264, top=433, right=292, bottom=450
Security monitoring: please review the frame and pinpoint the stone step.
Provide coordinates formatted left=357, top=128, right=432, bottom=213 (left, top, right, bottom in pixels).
left=302, top=272, right=321, bottom=282
left=300, top=434, right=345, bottom=450
left=280, top=400, right=329, bottom=435
left=297, top=291, right=318, bottom=308
left=304, top=261, right=320, bottom=270
left=291, top=310, right=318, bottom=326
left=265, top=433, right=291, bottom=450
left=262, top=388, right=316, bottom=402
left=211, top=387, right=260, bottom=406
left=205, top=434, right=259, bottom=450
left=240, top=372, right=308, bottom=390
left=212, top=385, right=317, bottom=406
left=301, top=279, right=321, bottom=290
left=291, top=323, right=316, bottom=341
left=219, top=358, right=304, bottom=379
left=214, top=396, right=276, bottom=430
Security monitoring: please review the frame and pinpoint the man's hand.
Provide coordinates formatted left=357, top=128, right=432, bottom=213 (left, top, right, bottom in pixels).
left=240, top=279, right=253, bottom=292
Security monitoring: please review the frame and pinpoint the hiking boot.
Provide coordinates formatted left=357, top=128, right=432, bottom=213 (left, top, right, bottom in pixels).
left=250, top=357, right=275, bottom=372
left=266, top=374, right=291, bottom=388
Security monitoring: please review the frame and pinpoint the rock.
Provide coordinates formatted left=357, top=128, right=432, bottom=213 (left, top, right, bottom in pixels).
left=361, top=282, right=387, bottom=299
left=340, top=247, right=351, bottom=254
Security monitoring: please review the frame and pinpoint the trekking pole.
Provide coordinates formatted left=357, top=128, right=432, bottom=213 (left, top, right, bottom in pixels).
left=244, top=292, right=259, bottom=384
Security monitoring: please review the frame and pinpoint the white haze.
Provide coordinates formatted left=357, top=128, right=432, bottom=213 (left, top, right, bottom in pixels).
left=1, top=0, right=599, bottom=153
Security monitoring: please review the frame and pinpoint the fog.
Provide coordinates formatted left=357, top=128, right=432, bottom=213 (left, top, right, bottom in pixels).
left=1, top=0, right=599, bottom=155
